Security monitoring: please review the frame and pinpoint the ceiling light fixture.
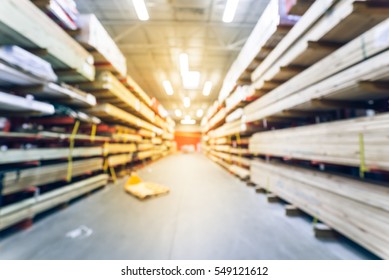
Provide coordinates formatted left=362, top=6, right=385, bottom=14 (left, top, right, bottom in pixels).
left=162, top=80, right=174, bottom=95
left=181, top=115, right=196, bottom=125
left=132, top=0, right=149, bottom=21
left=183, top=97, right=191, bottom=108
left=196, top=109, right=204, bottom=118
left=223, top=0, right=239, bottom=23
left=179, top=53, right=189, bottom=74
left=183, top=71, right=200, bottom=89
left=202, top=81, right=212, bottom=96
left=175, top=109, right=182, bottom=117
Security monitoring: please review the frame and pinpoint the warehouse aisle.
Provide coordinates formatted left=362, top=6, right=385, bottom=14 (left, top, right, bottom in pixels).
left=0, top=153, right=375, bottom=259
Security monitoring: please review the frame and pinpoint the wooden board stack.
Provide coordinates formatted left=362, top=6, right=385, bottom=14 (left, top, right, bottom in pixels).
left=203, top=0, right=389, bottom=258
left=0, top=0, right=176, bottom=233
left=250, top=159, right=389, bottom=259
left=250, top=113, right=389, bottom=171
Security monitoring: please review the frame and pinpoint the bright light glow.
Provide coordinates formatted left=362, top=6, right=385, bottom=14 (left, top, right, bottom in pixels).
left=183, top=97, right=191, bottom=108
left=179, top=53, right=189, bottom=74
left=132, top=0, right=149, bottom=21
left=202, top=81, right=212, bottom=96
left=196, top=109, right=204, bottom=118
left=175, top=109, right=182, bottom=117
left=223, top=0, right=239, bottom=23
left=181, top=115, right=196, bottom=125
left=183, top=71, right=200, bottom=89
left=162, top=80, right=174, bottom=95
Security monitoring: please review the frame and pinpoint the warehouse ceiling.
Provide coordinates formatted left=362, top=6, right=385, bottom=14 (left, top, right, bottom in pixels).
left=75, top=0, right=269, bottom=121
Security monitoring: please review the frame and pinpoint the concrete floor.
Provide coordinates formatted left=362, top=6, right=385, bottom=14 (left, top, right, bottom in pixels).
left=0, top=153, right=377, bottom=259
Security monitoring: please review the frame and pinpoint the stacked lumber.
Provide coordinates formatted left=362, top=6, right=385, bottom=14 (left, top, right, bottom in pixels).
left=106, top=153, right=133, bottom=167
left=231, top=155, right=251, bottom=167
left=103, top=143, right=137, bottom=155
left=111, top=133, right=142, bottom=143
left=218, top=0, right=299, bottom=102
left=0, top=0, right=176, bottom=235
left=0, top=90, right=55, bottom=116
left=229, top=165, right=250, bottom=179
left=286, top=0, right=315, bottom=16
left=0, top=174, right=108, bottom=231
left=250, top=0, right=389, bottom=99
left=2, top=158, right=103, bottom=195
left=0, top=0, right=95, bottom=82
left=77, top=72, right=140, bottom=115
left=250, top=159, right=389, bottom=259
left=203, top=108, right=227, bottom=133
left=87, top=104, right=162, bottom=134
left=120, top=76, right=153, bottom=107
left=250, top=113, right=389, bottom=171
left=76, top=14, right=126, bottom=76
left=0, top=131, right=109, bottom=142
left=137, top=143, right=154, bottom=151
left=0, top=147, right=103, bottom=165
left=16, top=83, right=97, bottom=108
left=136, top=150, right=155, bottom=160
left=33, top=0, right=79, bottom=30
left=245, top=19, right=389, bottom=122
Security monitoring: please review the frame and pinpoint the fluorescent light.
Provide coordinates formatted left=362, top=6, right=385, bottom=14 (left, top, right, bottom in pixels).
left=181, top=115, right=196, bottom=125
left=223, top=0, right=239, bottom=23
left=132, top=0, right=149, bottom=21
left=175, top=109, right=182, bottom=117
left=203, top=81, right=212, bottom=96
left=183, top=97, right=190, bottom=108
left=162, top=80, right=174, bottom=95
left=179, top=53, right=189, bottom=74
left=183, top=71, right=200, bottom=89
left=196, top=109, right=204, bottom=118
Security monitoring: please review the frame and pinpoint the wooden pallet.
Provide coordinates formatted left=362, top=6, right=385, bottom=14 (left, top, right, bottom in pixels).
left=124, top=182, right=170, bottom=200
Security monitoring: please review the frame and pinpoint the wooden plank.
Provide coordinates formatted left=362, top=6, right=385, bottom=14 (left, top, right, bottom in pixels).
left=86, top=103, right=162, bottom=134
left=15, top=83, right=97, bottom=108
left=0, top=174, right=108, bottom=231
left=76, top=14, right=126, bottom=77
left=2, top=158, right=103, bottom=195
left=218, top=0, right=298, bottom=103
left=251, top=0, right=389, bottom=94
left=0, top=147, right=103, bottom=165
left=287, top=0, right=315, bottom=16
left=104, top=143, right=137, bottom=155
left=245, top=18, right=389, bottom=119
left=0, top=90, right=54, bottom=116
left=228, top=164, right=250, bottom=180
left=250, top=159, right=389, bottom=259
left=250, top=112, right=389, bottom=171
left=107, top=153, right=133, bottom=167
left=245, top=46, right=389, bottom=123
left=0, top=131, right=110, bottom=142
left=120, top=76, right=153, bottom=107
left=0, top=0, right=95, bottom=82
